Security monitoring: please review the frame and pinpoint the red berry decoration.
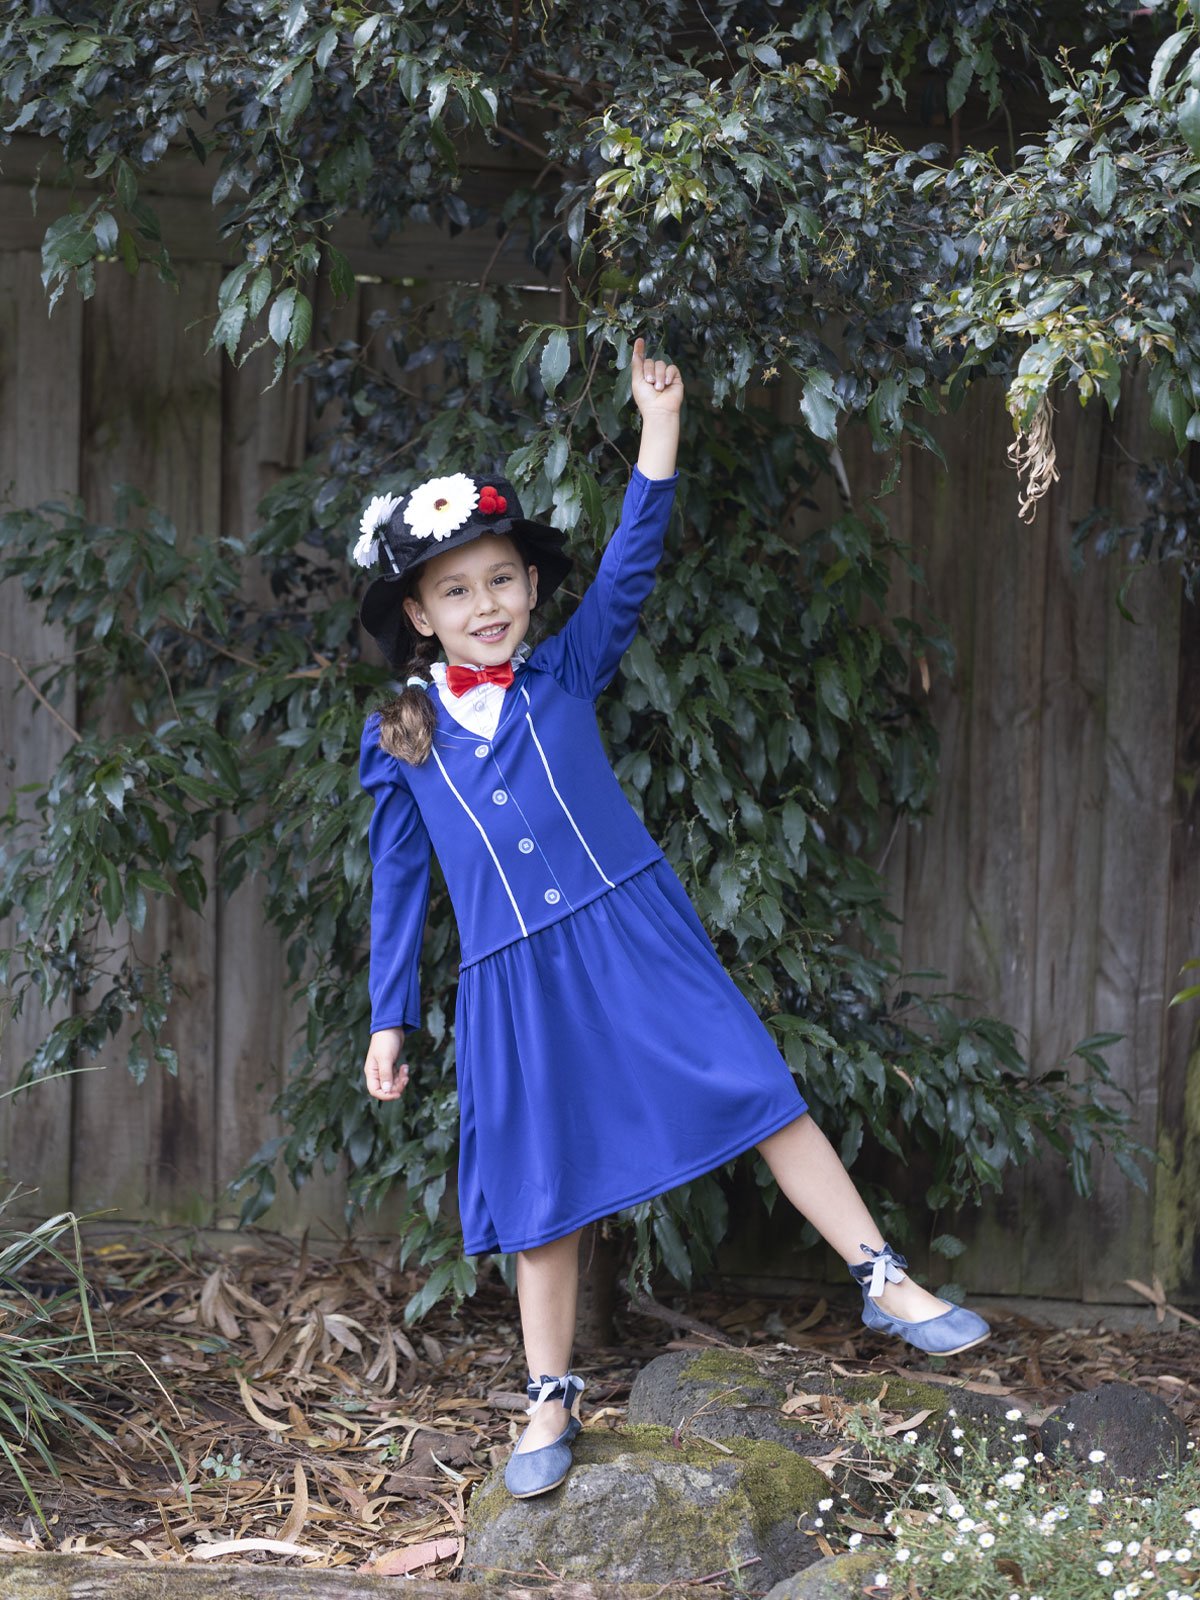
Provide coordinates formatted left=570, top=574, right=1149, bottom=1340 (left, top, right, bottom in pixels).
left=478, top=485, right=507, bottom=515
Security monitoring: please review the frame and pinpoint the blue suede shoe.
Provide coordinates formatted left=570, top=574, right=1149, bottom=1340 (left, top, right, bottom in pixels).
left=849, top=1242, right=991, bottom=1356
left=503, top=1371, right=586, bottom=1499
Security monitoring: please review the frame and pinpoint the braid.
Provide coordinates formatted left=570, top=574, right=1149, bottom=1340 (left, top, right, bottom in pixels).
left=377, top=635, right=439, bottom=765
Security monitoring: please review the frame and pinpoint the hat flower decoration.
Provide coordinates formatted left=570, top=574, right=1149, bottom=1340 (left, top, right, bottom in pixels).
left=403, top=472, right=482, bottom=542
left=353, top=492, right=401, bottom=568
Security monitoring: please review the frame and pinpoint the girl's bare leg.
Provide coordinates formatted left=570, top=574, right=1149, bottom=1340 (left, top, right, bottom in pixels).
left=755, top=1113, right=954, bottom=1322
left=513, top=1227, right=582, bottom=1451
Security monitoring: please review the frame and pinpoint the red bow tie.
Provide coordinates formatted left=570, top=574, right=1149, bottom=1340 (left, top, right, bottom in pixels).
left=445, top=660, right=515, bottom=697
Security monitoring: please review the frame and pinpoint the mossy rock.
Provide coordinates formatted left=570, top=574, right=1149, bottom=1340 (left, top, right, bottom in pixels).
left=465, top=1423, right=833, bottom=1590
left=627, top=1349, right=834, bottom=1455
left=764, top=1550, right=886, bottom=1600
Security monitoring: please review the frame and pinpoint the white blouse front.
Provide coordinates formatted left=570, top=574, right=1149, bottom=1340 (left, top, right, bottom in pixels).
left=426, top=641, right=532, bottom=741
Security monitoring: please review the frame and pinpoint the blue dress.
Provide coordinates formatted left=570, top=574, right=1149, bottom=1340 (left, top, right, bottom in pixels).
left=360, top=466, right=808, bottom=1256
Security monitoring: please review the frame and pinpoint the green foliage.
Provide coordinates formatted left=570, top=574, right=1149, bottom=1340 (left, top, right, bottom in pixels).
left=0, top=281, right=1148, bottom=1320
left=0, top=1192, right=165, bottom=1530
left=5, top=0, right=1200, bottom=484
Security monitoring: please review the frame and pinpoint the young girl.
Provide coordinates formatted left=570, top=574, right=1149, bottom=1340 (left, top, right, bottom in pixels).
left=356, top=336, right=990, bottom=1500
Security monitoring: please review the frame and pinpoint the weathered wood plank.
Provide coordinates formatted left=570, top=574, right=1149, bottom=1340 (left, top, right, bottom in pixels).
left=1153, top=545, right=1200, bottom=1297
left=71, top=263, right=223, bottom=1223
left=0, top=252, right=82, bottom=1215
left=1085, top=365, right=1181, bottom=1301
left=1016, top=388, right=1109, bottom=1298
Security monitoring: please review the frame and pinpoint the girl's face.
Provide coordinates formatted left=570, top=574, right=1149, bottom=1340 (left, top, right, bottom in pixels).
left=402, top=534, right=539, bottom=665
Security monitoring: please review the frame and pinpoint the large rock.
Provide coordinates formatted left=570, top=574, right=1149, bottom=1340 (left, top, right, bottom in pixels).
left=764, top=1551, right=887, bottom=1600
left=627, top=1348, right=837, bottom=1454
left=1039, top=1381, right=1189, bottom=1485
left=465, top=1423, right=832, bottom=1588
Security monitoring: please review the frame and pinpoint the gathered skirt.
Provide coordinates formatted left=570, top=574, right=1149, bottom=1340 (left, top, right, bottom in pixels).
left=452, top=856, right=808, bottom=1255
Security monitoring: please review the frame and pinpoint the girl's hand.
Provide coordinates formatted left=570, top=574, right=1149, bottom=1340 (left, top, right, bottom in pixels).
left=630, top=335, right=684, bottom=418
left=364, top=1028, right=409, bottom=1101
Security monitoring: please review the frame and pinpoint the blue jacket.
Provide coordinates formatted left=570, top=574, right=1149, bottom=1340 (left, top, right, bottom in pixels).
left=360, top=465, right=680, bottom=1034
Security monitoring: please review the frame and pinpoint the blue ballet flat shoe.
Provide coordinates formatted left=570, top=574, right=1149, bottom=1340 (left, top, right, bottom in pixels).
left=503, top=1371, right=586, bottom=1499
left=849, top=1242, right=991, bottom=1356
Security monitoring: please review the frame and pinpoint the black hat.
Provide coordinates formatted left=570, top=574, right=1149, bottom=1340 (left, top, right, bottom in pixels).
left=355, top=470, right=572, bottom=668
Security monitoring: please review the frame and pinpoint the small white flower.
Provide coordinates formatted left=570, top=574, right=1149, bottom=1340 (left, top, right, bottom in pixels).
left=1033, top=1451, right=1045, bottom=1462
left=813, top=1517, right=823, bottom=1527
left=997, top=1511, right=1011, bottom=1524
left=1066, top=1420, right=1075, bottom=1431
left=948, top=1503, right=965, bottom=1520
left=951, top=1426, right=964, bottom=1439
left=848, top=1532, right=862, bottom=1547
left=1089, top=1489, right=1105, bottom=1504
left=1127, top=1541, right=1141, bottom=1556
left=1106, top=1541, right=1124, bottom=1554
left=953, top=1445, right=964, bottom=1457
left=1186, top=1510, right=1200, bottom=1530
left=978, top=1531, right=996, bottom=1548
left=948, top=1407, right=957, bottom=1417
left=1000, top=1472, right=1025, bottom=1490
left=1005, top=1408, right=1022, bottom=1421
left=895, top=1548, right=910, bottom=1562
left=818, top=1498, right=833, bottom=1511
left=1140, top=1571, right=1155, bottom=1581
left=1013, top=1456, right=1030, bottom=1469
left=874, top=1575, right=887, bottom=1588
left=1098, top=1561, right=1115, bottom=1576
left=1175, top=1548, right=1192, bottom=1561
left=1158, top=1550, right=1174, bottom=1563
left=903, top=1430, right=918, bottom=1444
left=957, top=1516, right=976, bottom=1532
left=1012, top=1432, right=1028, bottom=1441
left=1089, top=1449, right=1107, bottom=1463
left=941, top=1550, right=956, bottom=1563
left=984, top=1499, right=999, bottom=1510
left=403, top=472, right=479, bottom=542
left=1114, top=1589, right=1127, bottom=1600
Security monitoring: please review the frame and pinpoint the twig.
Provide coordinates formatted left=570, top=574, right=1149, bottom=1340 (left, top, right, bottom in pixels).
left=0, top=648, right=81, bottom=742
left=627, top=1290, right=738, bottom=1346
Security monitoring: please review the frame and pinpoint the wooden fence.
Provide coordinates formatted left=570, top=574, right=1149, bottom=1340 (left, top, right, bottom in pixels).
left=1, top=125, right=1196, bottom=1304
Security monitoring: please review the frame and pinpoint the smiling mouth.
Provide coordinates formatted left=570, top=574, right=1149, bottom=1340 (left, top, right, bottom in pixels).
left=472, top=623, right=509, bottom=640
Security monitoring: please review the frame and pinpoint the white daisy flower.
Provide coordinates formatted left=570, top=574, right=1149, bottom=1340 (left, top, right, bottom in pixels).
left=818, top=1498, right=833, bottom=1511
left=1089, top=1489, right=1105, bottom=1504
left=1089, top=1449, right=1106, bottom=1463
left=978, top=1531, right=996, bottom=1548
left=355, top=492, right=403, bottom=566
left=404, top=472, right=479, bottom=542
left=1098, top=1563, right=1114, bottom=1577
left=941, top=1550, right=956, bottom=1563
left=848, top=1532, right=862, bottom=1547
left=1005, top=1408, right=1022, bottom=1421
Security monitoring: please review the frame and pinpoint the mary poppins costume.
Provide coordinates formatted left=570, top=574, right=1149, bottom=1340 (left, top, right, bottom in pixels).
left=355, top=463, right=811, bottom=1257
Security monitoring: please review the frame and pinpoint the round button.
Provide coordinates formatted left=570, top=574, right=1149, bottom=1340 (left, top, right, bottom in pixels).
left=543, top=888, right=561, bottom=905
left=491, top=789, right=508, bottom=805
left=473, top=696, right=487, bottom=712
left=474, top=744, right=489, bottom=758
left=518, top=838, right=535, bottom=854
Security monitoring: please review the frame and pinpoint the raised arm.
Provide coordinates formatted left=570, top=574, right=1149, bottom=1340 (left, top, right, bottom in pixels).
left=359, top=716, right=433, bottom=1034
left=529, top=336, right=683, bottom=700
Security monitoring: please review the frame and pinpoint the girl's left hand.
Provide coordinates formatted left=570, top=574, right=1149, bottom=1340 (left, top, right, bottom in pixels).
left=631, top=335, right=684, bottom=417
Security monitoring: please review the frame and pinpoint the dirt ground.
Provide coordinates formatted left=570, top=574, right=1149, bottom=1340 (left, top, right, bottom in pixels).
left=1, top=1230, right=1196, bottom=1581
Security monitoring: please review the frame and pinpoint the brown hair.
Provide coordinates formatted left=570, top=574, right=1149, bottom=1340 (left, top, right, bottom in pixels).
left=376, top=634, right=440, bottom=765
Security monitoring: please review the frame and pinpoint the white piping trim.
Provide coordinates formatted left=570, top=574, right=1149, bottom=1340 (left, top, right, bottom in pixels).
left=430, top=746, right=528, bottom=937
left=522, top=694, right=615, bottom=889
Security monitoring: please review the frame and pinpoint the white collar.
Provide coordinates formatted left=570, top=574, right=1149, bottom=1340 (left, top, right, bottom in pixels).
left=428, top=639, right=531, bottom=681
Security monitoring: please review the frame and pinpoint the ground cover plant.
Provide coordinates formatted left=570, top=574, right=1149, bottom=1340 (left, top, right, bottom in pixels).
left=832, top=1397, right=1200, bottom=1599
left=0, top=0, right=1195, bottom=1315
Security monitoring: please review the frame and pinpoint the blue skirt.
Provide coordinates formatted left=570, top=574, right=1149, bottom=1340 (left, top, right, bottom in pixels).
left=453, top=856, right=808, bottom=1255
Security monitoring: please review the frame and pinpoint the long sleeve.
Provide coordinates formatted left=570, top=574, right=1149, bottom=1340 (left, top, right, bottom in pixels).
left=531, top=464, right=679, bottom=700
left=359, top=715, right=433, bottom=1033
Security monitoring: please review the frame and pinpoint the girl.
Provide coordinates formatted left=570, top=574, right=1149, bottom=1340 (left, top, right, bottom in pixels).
left=356, top=336, right=989, bottom=1500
